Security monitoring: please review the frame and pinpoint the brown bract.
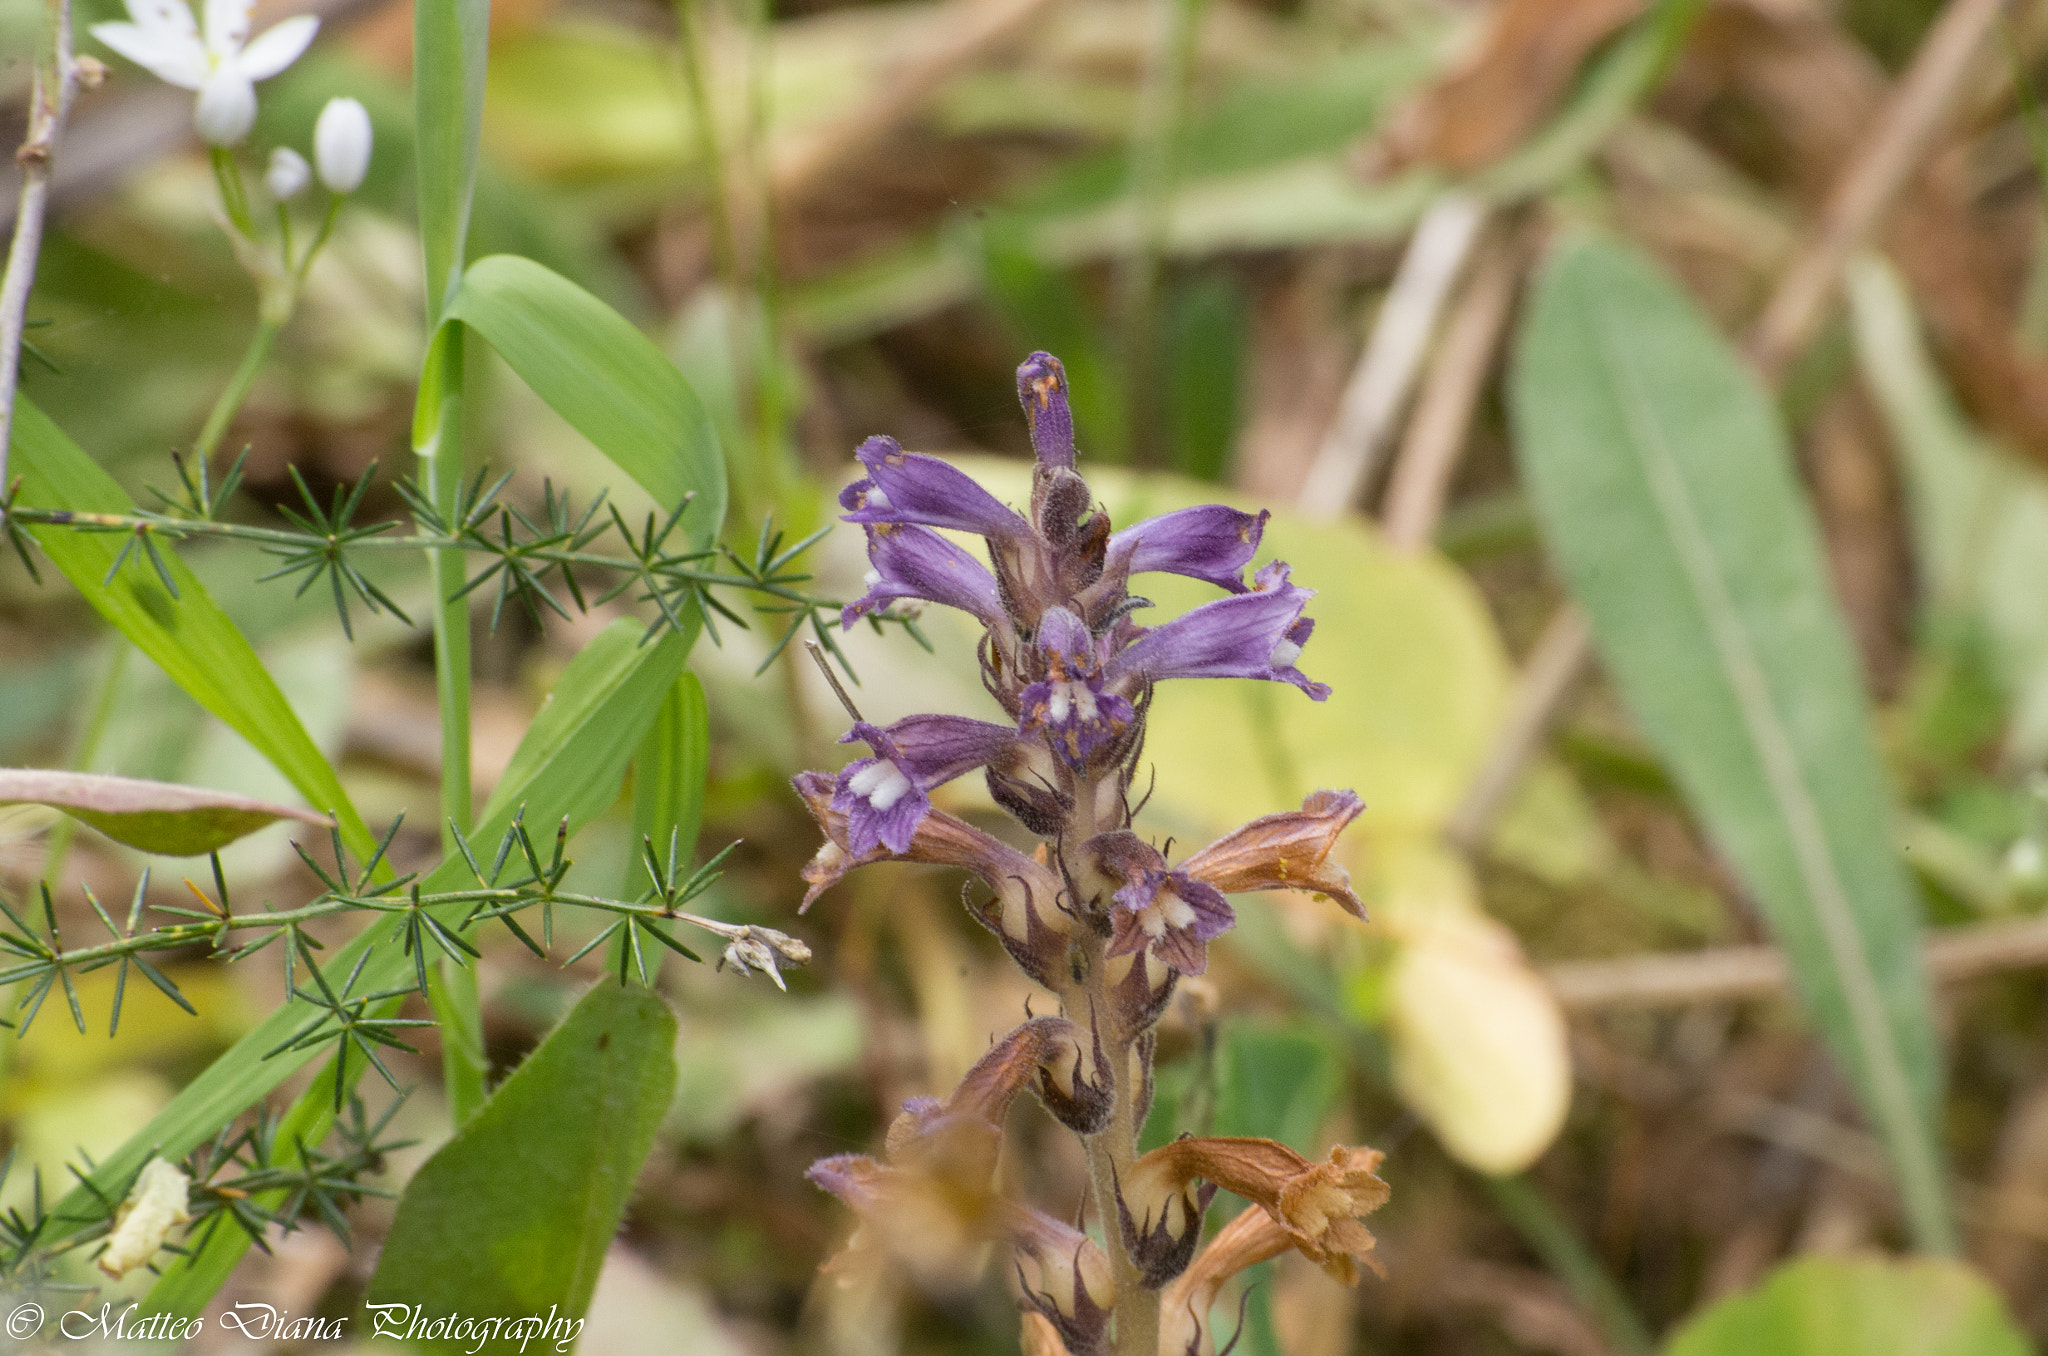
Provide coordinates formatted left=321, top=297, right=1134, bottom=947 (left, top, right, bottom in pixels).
left=1178, top=789, right=1368, bottom=917
left=1158, top=1206, right=1295, bottom=1356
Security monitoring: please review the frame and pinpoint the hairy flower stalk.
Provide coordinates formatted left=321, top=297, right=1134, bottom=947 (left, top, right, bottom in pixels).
left=798, top=353, right=1385, bottom=1354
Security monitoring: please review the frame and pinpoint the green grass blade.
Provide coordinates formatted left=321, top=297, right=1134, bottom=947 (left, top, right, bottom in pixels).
left=443, top=255, right=728, bottom=549
left=415, top=0, right=490, bottom=317
left=1509, top=235, right=1953, bottom=1251
left=9, top=397, right=376, bottom=861
left=624, top=672, right=710, bottom=900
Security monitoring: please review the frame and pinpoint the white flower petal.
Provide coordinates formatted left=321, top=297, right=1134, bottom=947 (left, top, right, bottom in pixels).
left=193, top=69, right=257, bottom=145
left=265, top=146, right=310, bottom=199
left=202, top=0, right=252, bottom=57
left=123, top=0, right=200, bottom=42
left=91, top=18, right=208, bottom=88
left=313, top=96, right=372, bottom=193
left=236, top=14, right=318, bottom=80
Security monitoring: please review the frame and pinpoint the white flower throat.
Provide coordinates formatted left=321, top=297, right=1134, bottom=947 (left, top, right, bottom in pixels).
left=847, top=760, right=913, bottom=810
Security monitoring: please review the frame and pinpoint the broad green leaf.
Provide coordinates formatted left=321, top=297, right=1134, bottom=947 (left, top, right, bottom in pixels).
left=0, top=768, right=330, bottom=855
left=8, top=398, right=377, bottom=861
left=1664, top=1255, right=2029, bottom=1356
left=1510, top=235, right=1951, bottom=1250
left=367, top=979, right=677, bottom=1345
left=97, top=618, right=694, bottom=1311
left=1846, top=255, right=2048, bottom=764
left=416, top=0, right=490, bottom=315
left=441, top=255, right=727, bottom=550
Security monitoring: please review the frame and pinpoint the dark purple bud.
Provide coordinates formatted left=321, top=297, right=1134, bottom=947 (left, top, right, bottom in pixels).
left=1106, top=504, right=1269, bottom=594
left=1105, top=946, right=1177, bottom=1036
left=1017, top=352, right=1076, bottom=471
left=1108, top=561, right=1330, bottom=699
left=842, top=435, right=1031, bottom=542
left=1112, top=1161, right=1216, bottom=1289
left=1003, top=1203, right=1115, bottom=1354
left=1019, top=608, right=1137, bottom=767
left=843, top=524, right=1006, bottom=629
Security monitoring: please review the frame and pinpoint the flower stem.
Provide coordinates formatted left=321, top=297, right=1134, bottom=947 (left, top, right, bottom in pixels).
left=193, top=318, right=281, bottom=462
left=1069, top=771, right=1162, bottom=1356
left=417, top=326, right=489, bottom=1125
left=210, top=147, right=257, bottom=240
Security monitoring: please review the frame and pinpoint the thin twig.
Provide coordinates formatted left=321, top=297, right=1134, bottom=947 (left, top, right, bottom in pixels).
left=1295, top=191, right=1486, bottom=520
left=1381, top=230, right=1526, bottom=551
left=1545, top=911, right=2048, bottom=1012
left=1746, top=0, right=2012, bottom=383
left=0, top=0, right=84, bottom=484
left=1445, top=604, right=1593, bottom=853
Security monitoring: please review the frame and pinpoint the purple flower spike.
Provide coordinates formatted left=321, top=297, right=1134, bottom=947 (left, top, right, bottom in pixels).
left=1017, top=352, right=1076, bottom=470
left=841, top=435, right=1031, bottom=542
left=1019, top=608, right=1136, bottom=767
left=842, top=524, right=1006, bottom=629
left=1108, top=561, right=1331, bottom=699
left=830, top=715, right=1024, bottom=856
left=1107, top=504, right=1269, bottom=594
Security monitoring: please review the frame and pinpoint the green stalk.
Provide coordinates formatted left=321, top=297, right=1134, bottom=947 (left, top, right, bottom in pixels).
left=209, top=147, right=257, bottom=240
left=193, top=319, right=280, bottom=462
left=418, top=327, right=489, bottom=1124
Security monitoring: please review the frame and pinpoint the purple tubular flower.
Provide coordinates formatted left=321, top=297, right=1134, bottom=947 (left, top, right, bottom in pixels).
left=1019, top=608, right=1136, bottom=767
left=830, top=715, right=1022, bottom=856
left=1090, top=831, right=1235, bottom=976
left=842, top=524, right=1006, bottom=629
left=1106, top=504, right=1269, bottom=594
left=1017, top=352, right=1076, bottom=470
left=1108, top=561, right=1331, bottom=700
left=840, top=435, right=1031, bottom=541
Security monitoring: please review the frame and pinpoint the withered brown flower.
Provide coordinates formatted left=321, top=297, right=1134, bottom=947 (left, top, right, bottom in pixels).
left=1178, top=789, right=1367, bottom=917
left=1123, top=1136, right=1390, bottom=1285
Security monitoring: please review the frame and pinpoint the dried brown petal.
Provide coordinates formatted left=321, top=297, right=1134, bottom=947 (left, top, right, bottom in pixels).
left=1126, top=1136, right=1389, bottom=1286
left=1177, top=789, right=1366, bottom=917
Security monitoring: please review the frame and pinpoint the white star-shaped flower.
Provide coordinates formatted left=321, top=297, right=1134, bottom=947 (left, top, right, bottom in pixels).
left=92, top=0, right=319, bottom=146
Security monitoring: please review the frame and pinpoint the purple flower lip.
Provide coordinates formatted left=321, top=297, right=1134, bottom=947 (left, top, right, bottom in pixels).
left=1017, top=352, right=1076, bottom=471
left=841, top=523, right=1006, bottom=630
left=828, top=715, right=1024, bottom=857
left=840, top=435, right=1031, bottom=542
left=1018, top=608, right=1135, bottom=766
left=1090, top=830, right=1236, bottom=976
left=1108, top=560, right=1330, bottom=699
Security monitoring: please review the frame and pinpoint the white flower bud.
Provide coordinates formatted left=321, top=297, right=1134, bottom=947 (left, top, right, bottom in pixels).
left=98, top=1158, right=193, bottom=1279
left=266, top=146, right=310, bottom=200
left=313, top=97, right=372, bottom=194
left=194, top=70, right=257, bottom=146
